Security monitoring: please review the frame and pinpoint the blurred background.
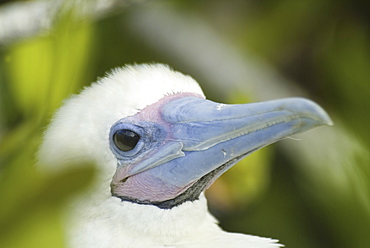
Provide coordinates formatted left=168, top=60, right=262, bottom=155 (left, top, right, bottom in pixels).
left=0, top=0, right=369, bottom=247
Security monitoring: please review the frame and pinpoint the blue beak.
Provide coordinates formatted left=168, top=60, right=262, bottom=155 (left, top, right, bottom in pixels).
left=110, top=96, right=332, bottom=206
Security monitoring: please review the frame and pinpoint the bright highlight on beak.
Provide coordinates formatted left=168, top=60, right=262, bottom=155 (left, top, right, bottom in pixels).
left=110, top=95, right=332, bottom=207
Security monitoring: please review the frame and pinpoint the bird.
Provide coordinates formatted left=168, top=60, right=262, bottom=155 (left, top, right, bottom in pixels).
left=38, top=64, right=332, bottom=248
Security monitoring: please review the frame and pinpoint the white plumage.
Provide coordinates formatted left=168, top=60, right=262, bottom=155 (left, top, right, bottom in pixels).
left=38, top=64, right=331, bottom=248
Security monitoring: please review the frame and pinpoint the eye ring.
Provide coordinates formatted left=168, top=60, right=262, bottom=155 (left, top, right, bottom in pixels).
left=113, top=129, right=141, bottom=152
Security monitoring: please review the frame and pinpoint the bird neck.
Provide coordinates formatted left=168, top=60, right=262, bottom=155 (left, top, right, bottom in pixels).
left=121, top=194, right=220, bottom=237
left=70, top=192, right=220, bottom=241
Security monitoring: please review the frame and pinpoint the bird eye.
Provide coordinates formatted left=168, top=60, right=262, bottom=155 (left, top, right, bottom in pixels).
left=113, top=129, right=140, bottom=152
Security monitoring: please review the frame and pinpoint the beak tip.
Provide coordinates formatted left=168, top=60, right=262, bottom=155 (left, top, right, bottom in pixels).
left=288, top=97, right=333, bottom=127
left=308, top=99, right=334, bottom=127
left=324, top=115, right=334, bottom=127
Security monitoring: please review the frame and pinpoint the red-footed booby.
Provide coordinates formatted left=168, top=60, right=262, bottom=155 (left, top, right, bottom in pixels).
left=38, top=64, right=332, bottom=248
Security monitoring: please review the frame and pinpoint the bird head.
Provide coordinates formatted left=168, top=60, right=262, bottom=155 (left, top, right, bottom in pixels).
left=38, top=64, right=332, bottom=209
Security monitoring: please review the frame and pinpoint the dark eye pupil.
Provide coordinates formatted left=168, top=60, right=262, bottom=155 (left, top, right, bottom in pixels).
left=113, top=129, right=140, bottom=151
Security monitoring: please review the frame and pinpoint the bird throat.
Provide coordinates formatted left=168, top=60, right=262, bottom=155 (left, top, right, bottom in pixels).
left=113, top=154, right=247, bottom=209
left=114, top=164, right=225, bottom=209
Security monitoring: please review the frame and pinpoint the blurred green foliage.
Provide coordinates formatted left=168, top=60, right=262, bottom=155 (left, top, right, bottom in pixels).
left=0, top=4, right=96, bottom=247
left=1, top=0, right=369, bottom=248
